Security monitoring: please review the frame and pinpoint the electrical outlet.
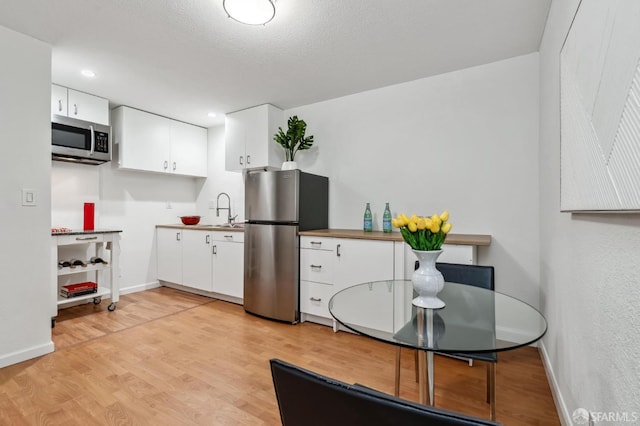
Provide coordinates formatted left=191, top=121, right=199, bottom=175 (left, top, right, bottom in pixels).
left=166, top=201, right=172, bottom=209
left=209, top=200, right=216, bottom=209
left=21, top=189, right=37, bottom=206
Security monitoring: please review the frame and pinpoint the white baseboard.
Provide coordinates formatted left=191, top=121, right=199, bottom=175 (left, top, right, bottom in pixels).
left=0, top=341, right=54, bottom=368
left=120, top=281, right=161, bottom=296
left=300, top=312, right=334, bottom=328
left=539, top=340, right=571, bottom=426
left=159, top=281, right=243, bottom=306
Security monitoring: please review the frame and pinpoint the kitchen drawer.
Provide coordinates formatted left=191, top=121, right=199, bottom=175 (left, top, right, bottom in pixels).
left=300, top=249, right=334, bottom=284
left=300, top=236, right=334, bottom=251
left=211, top=231, right=244, bottom=243
left=54, top=233, right=105, bottom=246
left=300, top=280, right=334, bottom=319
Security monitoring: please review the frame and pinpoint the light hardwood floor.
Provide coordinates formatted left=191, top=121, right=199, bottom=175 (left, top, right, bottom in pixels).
left=0, top=287, right=560, bottom=425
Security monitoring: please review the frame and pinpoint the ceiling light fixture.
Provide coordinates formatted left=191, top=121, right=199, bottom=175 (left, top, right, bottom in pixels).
left=223, top=0, right=275, bottom=25
left=208, top=112, right=217, bottom=118
left=81, top=69, right=96, bottom=78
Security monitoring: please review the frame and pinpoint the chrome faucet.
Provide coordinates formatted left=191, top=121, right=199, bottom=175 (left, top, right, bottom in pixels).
left=216, top=192, right=237, bottom=224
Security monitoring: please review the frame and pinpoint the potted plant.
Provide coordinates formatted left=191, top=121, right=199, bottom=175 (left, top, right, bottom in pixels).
left=274, top=115, right=314, bottom=170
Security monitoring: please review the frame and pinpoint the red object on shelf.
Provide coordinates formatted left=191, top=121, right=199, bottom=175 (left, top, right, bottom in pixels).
left=61, top=282, right=97, bottom=293
left=60, top=281, right=98, bottom=298
left=84, top=202, right=95, bottom=231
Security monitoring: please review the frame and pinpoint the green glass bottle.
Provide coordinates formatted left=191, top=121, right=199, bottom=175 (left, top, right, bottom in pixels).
left=363, top=202, right=373, bottom=232
left=382, top=202, right=392, bottom=233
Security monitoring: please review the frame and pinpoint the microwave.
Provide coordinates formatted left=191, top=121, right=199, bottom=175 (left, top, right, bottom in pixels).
left=51, top=115, right=111, bottom=165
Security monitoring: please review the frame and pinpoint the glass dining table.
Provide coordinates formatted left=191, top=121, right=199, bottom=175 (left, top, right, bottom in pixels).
left=328, top=279, right=547, bottom=417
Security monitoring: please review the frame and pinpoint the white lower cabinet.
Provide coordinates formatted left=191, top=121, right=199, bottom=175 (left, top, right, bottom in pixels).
left=300, top=281, right=334, bottom=319
left=182, top=229, right=213, bottom=292
left=157, top=228, right=183, bottom=285
left=300, top=236, right=394, bottom=324
left=156, top=227, right=244, bottom=302
left=211, top=231, right=244, bottom=298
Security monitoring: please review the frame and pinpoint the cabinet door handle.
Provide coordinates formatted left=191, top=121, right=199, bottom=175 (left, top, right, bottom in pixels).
left=310, top=297, right=322, bottom=302
left=73, top=103, right=78, bottom=116
left=176, top=232, right=181, bottom=241
left=173, top=162, right=176, bottom=171
left=212, top=245, right=217, bottom=254
left=163, top=160, right=168, bottom=170
left=310, top=264, right=322, bottom=269
left=58, top=99, right=62, bottom=112
left=336, top=244, right=341, bottom=257
left=247, top=155, right=251, bottom=164
left=224, top=235, right=233, bottom=239
left=239, top=156, right=244, bottom=165
left=206, top=235, right=210, bottom=244
left=75, top=236, right=98, bottom=241
left=310, top=241, right=322, bottom=247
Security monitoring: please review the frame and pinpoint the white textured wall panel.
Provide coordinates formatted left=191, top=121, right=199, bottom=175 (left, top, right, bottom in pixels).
left=560, top=0, right=640, bottom=211
left=609, top=64, right=640, bottom=207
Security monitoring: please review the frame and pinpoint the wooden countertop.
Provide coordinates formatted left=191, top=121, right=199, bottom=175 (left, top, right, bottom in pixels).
left=156, top=224, right=245, bottom=232
left=298, top=229, right=491, bottom=246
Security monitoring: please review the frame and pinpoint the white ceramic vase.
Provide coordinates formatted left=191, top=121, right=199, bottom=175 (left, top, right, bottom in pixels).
left=281, top=161, right=298, bottom=170
left=411, top=249, right=445, bottom=309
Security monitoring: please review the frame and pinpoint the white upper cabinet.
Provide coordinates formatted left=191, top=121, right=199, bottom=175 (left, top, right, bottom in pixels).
left=112, top=106, right=207, bottom=177
left=170, top=120, right=208, bottom=177
left=51, top=84, right=109, bottom=125
left=225, top=104, right=283, bottom=171
left=51, top=84, right=68, bottom=117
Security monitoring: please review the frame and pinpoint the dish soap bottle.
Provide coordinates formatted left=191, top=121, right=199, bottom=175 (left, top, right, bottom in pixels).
left=382, top=202, right=392, bottom=233
left=363, top=202, right=373, bottom=232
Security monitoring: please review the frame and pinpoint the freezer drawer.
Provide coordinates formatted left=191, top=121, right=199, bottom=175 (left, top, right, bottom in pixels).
left=244, top=223, right=299, bottom=323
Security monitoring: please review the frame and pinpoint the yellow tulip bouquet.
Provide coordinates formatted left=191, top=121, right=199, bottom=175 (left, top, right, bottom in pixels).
left=392, top=211, right=452, bottom=251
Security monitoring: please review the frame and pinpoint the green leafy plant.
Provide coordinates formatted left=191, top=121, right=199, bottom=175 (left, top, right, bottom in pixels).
left=274, top=116, right=314, bottom=161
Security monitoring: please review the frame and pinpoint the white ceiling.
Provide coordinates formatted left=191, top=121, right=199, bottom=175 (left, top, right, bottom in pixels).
left=0, top=0, right=550, bottom=127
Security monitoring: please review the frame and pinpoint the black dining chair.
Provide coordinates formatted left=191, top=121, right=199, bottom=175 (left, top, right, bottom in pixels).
left=394, top=262, right=497, bottom=420
left=270, top=358, right=501, bottom=426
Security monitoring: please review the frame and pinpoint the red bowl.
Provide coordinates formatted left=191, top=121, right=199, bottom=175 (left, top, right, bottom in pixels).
left=180, top=216, right=201, bottom=225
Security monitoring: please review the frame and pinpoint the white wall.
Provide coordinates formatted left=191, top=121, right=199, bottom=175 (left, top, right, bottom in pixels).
left=0, top=26, right=54, bottom=367
left=195, top=125, right=245, bottom=224
left=286, top=53, right=541, bottom=307
left=539, top=1, right=640, bottom=423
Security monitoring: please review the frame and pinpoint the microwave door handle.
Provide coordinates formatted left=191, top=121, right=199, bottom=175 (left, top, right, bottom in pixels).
left=89, top=125, right=95, bottom=155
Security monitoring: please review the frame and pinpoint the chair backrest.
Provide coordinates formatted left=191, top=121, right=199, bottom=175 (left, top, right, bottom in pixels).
left=435, top=262, right=495, bottom=290
left=270, top=358, right=500, bottom=426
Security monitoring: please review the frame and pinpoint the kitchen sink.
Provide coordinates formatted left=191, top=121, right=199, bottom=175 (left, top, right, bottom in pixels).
left=215, top=223, right=245, bottom=228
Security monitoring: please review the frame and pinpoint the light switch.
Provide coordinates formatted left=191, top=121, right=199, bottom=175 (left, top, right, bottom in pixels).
left=22, top=189, right=37, bottom=206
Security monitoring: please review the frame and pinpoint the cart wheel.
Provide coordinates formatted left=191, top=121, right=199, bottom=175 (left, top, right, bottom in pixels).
left=108, top=303, right=116, bottom=311
left=93, top=297, right=102, bottom=305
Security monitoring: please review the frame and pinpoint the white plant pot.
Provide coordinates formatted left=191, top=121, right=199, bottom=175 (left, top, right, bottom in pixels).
left=281, top=161, right=298, bottom=170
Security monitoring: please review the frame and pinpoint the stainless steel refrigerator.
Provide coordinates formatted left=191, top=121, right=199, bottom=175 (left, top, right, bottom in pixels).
left=244, top=169, right=329, bottom=323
